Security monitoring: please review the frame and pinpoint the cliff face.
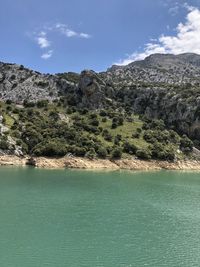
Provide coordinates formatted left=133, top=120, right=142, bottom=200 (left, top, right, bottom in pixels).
left=1, top=53, right=200, bottom=142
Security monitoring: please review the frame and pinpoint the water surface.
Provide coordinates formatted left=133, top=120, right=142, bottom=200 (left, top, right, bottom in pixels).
left=0, top=167, right=200, bottom=267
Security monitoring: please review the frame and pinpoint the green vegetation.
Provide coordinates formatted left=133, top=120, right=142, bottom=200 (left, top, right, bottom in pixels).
left=0, top=100, right=194, bottom=161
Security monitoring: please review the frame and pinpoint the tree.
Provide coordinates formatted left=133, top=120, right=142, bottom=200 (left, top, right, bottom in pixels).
left=111, top=147, right=122, bottom=159
left=123, top=142, right=137, bottom=154
left=85, top=148, right=96, bottom=159
left=136, top=149, right=151, bottom=160
left=97, top=147, right=108, bottom=159
left=180, top=135, right=193, bottom=153
left=33, top=139, right=67, bottom=157
left=36, top=100, right=48, bottom=108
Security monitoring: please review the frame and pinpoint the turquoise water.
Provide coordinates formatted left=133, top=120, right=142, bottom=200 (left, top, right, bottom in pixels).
left=0, top=168, right=200, bottom=266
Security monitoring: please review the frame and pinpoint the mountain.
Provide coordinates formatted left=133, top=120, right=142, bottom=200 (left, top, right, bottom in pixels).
left=106, top=53, right=200, bottom=85
left=103, top=53, right=200, bottom=142
left=0, top=53, right=200, bottom=158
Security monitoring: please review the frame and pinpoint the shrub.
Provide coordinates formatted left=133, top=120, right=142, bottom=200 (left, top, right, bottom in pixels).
left=123, top=142, right=137, bottom=154
left=89, top=113, right=98, bottom=119
left=33, top=139, right=67, bottom=157
left=111, top=122, right=118, bottom=129
left=22, top=127, right=43, bottom=152
left=136, top=149, right=151, bottom=160
left=89, top=118, right=99, bottom=127
left=85, top=148, right=96, bottom=159
left=79, top=108, right=88, bottom=115
left=102, top=117, right=107, bottom=123
left=151, top=142, right=176, bottom=161
left=104, top=133, right=113, bottom=142
left=36, top=100, right=48, bottom=108
left=23, top=100, right=35, bottom=108
left=111, top=147, right=122, bottom=159
left=99, top=110, right=107, bottom=117
left=73, top=146, right=86, bottom=157
left=0, top=139, right=9, bottom=150
left=6, top=99, right=12, bottom=105
left=132, top=132, right=140, bottom=138
left=97, top=147, right=108, bottom=159
left=180, top=135, right=193, bottom=153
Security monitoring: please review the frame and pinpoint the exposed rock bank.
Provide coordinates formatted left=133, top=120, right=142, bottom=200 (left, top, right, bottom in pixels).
left=0, top=155, right=200, bottom=171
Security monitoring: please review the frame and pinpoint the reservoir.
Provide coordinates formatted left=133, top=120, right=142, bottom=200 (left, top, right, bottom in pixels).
left=0, top=167, right=200, bottom=267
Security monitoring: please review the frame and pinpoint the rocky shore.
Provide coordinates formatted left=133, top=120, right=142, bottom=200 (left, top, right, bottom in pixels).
left=1, top=155, right=200, bottom=171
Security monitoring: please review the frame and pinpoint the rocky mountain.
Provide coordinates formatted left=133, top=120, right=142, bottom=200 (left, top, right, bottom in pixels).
left=103, top=53, right=200, bottom=143
left=1, top=53, right=200, bottom=144
left=0, top=62, right=75, bottom=103
left=106, top=53, right=200, bottom=85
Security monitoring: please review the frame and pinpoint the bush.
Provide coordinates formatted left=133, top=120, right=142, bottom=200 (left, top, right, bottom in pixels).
left=33, top=139, right=67, bottom=157
left=151, top=142, right=176, bottom=161
left=89, top=118, right=99, bottom=127
left=23, top=100, right=35, bottom=108
left=104, top=133, right=113, bottom=142
left=118, top=116, right=124, bottom=126
left=6, top=99, right=12, bottom=105
left=36, top=100, right=48, bottom=108
left=111, top=122, right=118, bottom=129
left=0, top=139, right=9, bottom=150
left=79, top=108, right=88, bottom=115
left=111, top=147, right=122, bottom=159
left=22, top=127, right=43, bottom=152
left=99, top=110, right=107, bottom=117
left=123, top=142, right=137, bottom=154
left=85, top=148, right=96, bottom=159
left=89, top=113, right=98, bottom=119
left=136, top=149, right=151, bottom=160
left=132, top=132, right=140, bottom=138
left=180, top=135, right=193, bottom=153
left=97, top=147, right=108, bottom=159
left=102, top=117, right=107, bottom=123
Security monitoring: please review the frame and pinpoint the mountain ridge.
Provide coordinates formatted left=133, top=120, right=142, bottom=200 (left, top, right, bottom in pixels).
left=1, top=53, right=200, bottom=150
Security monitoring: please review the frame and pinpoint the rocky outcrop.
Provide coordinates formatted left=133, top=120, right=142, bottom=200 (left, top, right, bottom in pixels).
left=76, top=70, right=114, bottom=108
left=0, top=62, right=76, bottom=103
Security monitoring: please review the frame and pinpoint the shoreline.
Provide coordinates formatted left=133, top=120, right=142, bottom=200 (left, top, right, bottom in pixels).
left=0, top=155, right=200, bottom=171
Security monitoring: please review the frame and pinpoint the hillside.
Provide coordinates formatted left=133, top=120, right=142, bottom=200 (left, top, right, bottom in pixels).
left=0, top=53, right=200, bottom=161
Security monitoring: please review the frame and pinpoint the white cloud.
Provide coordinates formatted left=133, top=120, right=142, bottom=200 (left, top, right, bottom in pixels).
left=55, top=23, right=91, bottom=38
left=41, top=50, right=53, bottom=60
left=116, top=7, right=200, bottom=65
left=36, top=32, right=50, bottom=49
left=168, top=2, right=180, bottom=16
left=37, top=36, right=50, bottom=48
left=31, top=23, right=91, bottom=59
left=80, top=33, right=91, bottom=39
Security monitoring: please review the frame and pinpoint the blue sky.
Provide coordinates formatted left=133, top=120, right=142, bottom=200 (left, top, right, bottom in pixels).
left=0, top=0, right=200, bottom=73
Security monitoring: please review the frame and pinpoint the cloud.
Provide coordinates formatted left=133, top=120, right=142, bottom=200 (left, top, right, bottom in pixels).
left=41, top=50, right=53, bottom=59
left=168, top=4, right=179, bottom=16
left=116, top=7, right=200, bottom=65
left=55, top=23, right=91, bottom=39
left=31, top=23, right=91, bottom=60
left=80, top=33, right=91, bottom=39
left=36, top=32, right=50, bottom=48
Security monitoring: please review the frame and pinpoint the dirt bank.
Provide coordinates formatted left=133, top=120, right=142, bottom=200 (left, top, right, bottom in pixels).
left=0, top=155, right=200, bottom=171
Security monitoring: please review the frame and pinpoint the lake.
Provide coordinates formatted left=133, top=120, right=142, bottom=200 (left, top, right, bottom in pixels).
left=0, top=167, right=200, bottom=267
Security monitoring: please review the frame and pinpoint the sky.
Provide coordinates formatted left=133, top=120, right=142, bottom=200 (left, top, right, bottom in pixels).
left=1, top=0, right=200, bottom=73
